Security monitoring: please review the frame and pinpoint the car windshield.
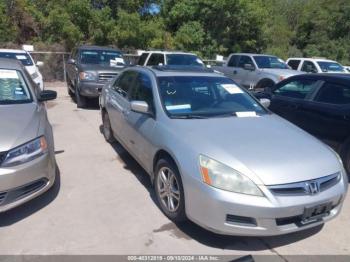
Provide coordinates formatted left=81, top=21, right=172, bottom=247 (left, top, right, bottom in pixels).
left=158, top=76, right=267, bottom=118
left=0, top=52, right=33, bottom=66
left=0, top=69, right=32, bottom=104
left=317, top=61, right=345, bottom=72
left=80, top=50, right=124, bottom=65
left=253, top=56, right=288, bottom=69
left=166, top=54, right=204, bottom=67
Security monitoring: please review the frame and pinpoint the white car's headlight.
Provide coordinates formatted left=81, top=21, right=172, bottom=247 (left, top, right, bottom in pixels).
left=1, top=137, right=48, bottom=167
left=199, top=155, right=264, bottom=196
left=79, top=71, right=97, bottom=81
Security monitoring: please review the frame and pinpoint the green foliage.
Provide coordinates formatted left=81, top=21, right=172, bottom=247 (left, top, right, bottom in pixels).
left=0, top=0, right=350, bottom=62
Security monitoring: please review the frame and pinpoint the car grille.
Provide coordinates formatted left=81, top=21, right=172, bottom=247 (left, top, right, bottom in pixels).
left=0, top=178, right=48, bottom=206
left=0, top=151, right=7, bottom=166
left=98, top=73, right=118, bottom=82
left=267, top=172, right=341, bottom=196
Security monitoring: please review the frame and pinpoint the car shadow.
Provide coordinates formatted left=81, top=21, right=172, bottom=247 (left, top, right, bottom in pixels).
left=0, top=165, right=61, bottom=227
left=100, top=127, right=323, bottom=251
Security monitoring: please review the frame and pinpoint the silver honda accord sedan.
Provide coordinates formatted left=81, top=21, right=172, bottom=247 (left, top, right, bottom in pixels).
left=100, top=65, right=348, bottom=236
left=0, top=58, right=57, bottom=212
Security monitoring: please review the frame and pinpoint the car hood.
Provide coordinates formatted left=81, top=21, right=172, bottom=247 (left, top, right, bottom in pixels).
left=260, top=68, right=302, bottom=77
left=0, top=103, right=40, bottom=152
left=79, top=64, right=124, bottom=72
left=170, top=114, right=340, bottom=185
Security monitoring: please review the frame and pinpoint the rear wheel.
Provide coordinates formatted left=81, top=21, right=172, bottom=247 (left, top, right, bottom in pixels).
left=102, top=111, right=115, bottom=143
left=154, top=158, right=186, bottom=222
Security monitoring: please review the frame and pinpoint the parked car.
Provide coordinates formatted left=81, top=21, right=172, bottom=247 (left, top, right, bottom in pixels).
left=66, top=45, right=125, bottom=108
left=213, top=53, right=302, bottom=91
left=287, top=57, right=348, bottom=74
left=100, top=65, right=347, bottom=236
left=137, top=51, right=205, bottom=67
left=0, top=49, right=44, bottom=90
left=0, top=58, right=57, bottom=212
left=255, top=73, right=350, bottom=175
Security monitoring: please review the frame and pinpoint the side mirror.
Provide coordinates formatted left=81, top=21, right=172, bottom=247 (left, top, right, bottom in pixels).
left=38, top=90, right=57, bottom=102
left=67, top=58, right=76, bottom=65
left=36, top=61, right=44, bottom=67
left=244, top=63, right=255, bottom=71
left=130, top=100, right=149, bottom=114
left=260, top=98, right=271, bottom=108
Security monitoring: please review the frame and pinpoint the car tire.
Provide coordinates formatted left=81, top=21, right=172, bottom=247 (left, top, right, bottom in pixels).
left=75, top=86, right=87, bottom=108
left=102, top=111, right=116, bottom=143
left=67, top=81, right=74, bottom=97
left=154, top=157, right=186, bottom=222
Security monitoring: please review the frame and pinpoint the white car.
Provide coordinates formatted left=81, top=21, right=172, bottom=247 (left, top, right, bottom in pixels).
left=287, top=57, right=348, bottom=74
left=137, top=51, right=205, bottom=67
left=0, top=49, right=44, bottom=90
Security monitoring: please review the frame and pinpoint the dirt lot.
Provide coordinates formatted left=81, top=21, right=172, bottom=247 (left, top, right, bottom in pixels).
left=0, top=82, right=349, bottom=260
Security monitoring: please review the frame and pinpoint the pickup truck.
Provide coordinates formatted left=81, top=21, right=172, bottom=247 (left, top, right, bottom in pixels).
left=213, top=53, right=302, bottom=91
left=66, top=45, right=125, bottom=108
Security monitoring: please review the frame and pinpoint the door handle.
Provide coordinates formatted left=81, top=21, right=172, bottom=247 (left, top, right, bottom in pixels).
left=233, top=70, right=237, bottom=74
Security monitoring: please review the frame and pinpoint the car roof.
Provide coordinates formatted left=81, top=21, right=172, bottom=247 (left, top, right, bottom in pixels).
left=0, top=58, right=25, bottom=70
left=286, top=73, right=350, bottom=82
left=0, top=49, right=27, bottom=54
left=231, top=53, right=278, bottom=57
left=78, top=45, right=121, bottom=52
left=136, top=65, right=226, bottom=78
left=288, top=57, right=338, bottom=63
left=142, top=51, right=197, bottom=56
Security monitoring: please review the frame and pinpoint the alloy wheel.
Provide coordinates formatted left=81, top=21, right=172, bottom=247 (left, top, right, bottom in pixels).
left=157, top=167, right=181, bottom=212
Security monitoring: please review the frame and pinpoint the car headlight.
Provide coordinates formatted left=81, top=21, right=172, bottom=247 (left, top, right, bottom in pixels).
left=31, top=72, right=39, bottom=79
left=199, top=155, right=264, bottom=196
left=79, top=71, right=97, bottom=81
left=1, top=137, right=48, bottom=167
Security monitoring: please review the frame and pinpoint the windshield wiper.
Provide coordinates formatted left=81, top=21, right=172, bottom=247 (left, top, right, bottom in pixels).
left=171, top=114, right=208, bottom=119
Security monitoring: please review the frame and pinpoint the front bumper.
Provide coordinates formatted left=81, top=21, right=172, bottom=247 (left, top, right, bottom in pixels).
left=0, top=153, right=56, bottom=212
left=78, top=81, right=106, bottom=98
left=184, top=174, right=347, bottom=236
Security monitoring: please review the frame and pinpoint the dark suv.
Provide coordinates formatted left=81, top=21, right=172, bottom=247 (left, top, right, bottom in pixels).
left=66, top=45, right=125, bottom=108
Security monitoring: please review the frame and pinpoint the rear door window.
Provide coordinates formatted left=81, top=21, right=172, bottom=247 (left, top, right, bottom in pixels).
left=315, top=82, right=350, bottom=105
left=287, top=59, right=301, bottom=70
left=138, top=53, right=149, bottom=65
left=147, top=53, right=165, bottom=66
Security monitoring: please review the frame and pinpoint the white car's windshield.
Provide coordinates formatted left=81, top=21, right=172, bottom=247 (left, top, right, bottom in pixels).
left=317, top=61, right=345, bottom=72
left=0, top=52, right=33, bottom=66
left=158, top=76, right=267, bottom=118
left=0, top=69, right=32, bottom=104
left=253, top=56, right=288, bottom=69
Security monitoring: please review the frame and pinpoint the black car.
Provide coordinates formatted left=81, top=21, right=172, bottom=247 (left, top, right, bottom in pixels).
left=255, top=73, right=350, bottom=173
left=66, top=45, right=125, bottom=108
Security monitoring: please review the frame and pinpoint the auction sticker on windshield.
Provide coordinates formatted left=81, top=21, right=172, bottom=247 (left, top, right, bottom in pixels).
left=0, top=69, right=18, bottom=79
left=236, top=111, right=258, bottom=117
left=221, top=84, right=243, bottom=94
